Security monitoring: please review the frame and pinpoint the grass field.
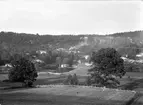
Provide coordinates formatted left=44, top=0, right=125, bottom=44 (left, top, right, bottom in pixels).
left=0, top=70, right=143, bottom=90
left=0, top=85, right=136, bottom=105
left=1, top=64, right=143, bottom=105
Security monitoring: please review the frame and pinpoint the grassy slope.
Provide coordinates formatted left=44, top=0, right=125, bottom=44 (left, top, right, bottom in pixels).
left=0, top=93, right=124, bottom=105
left=0, top=85, right=136, bottom=105
left=1, top=63, right=143, bottom=88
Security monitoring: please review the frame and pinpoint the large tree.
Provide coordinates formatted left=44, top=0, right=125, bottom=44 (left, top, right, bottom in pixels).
left=8, top=57, right=38, bottom=87
left=88, top=48, right=125, bottom=88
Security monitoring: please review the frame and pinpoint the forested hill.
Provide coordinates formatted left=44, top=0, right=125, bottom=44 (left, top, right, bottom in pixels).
left=0, top=30, right=143, bottom=54
left=0, top=32, right=82, bottom=52
left=108, top=30, right=143, bottom=38
left=0, top=32, right=81, bottom=47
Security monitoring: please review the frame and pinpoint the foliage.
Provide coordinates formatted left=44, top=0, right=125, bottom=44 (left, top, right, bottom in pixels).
left=43, top=64, right=58, bottom=70
left=8, top=57, right=38, bottom=87
left=62, top=58, right=69, bottom=64
left=64, top=74, right=72, bottom=85
left=72, top=74, right=79, bottom=85
left=56, top=56, right=62, bottom=68
left=118, top=43, right=141, bottom=60
left=0, top=31, right=143, bottom=67
left=88, top=48, right=125, bottom=88
left=0, top=56, right=5, bottom=66
left=62, top=57, right=74, bottom=67
left=85, top=76, right=92, bottom=86
left=68, top=53, right=74, bottom=67
left=124, top=61, right=143, bottom=72
left=1, top=31, right=143, bottom=57
left=64, top=74, right=79, bottom=85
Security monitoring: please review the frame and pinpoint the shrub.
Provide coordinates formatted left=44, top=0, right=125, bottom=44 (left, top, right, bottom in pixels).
left=8, top=57, right=38, bottom=87
left=64, top=74, right=72, bottom=85
left=85, top=76, right=92, bottom=86
left=64, top=74, right=79, bottom=85
left=72, top=74, right=79, bottom=85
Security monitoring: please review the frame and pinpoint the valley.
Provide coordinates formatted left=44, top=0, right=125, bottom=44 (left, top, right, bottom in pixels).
left=1, top=31, right=143, bottom=105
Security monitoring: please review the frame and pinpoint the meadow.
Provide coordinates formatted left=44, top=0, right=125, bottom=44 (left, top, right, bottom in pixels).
left=1, top=64, right=143, bottom=105
left=0, top=85, right=137, bottom=105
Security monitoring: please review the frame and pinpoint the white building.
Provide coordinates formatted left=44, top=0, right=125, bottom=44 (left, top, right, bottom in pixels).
left=84, top=55, right=90, bottom=60
left=77, top=60, right=81, bottom=64
left=85, top=62, right=92, bottom=66
left=136, top=53, right=143, bottom=57
left=4, top=64, right=12, bottom=68
left=61, top=64, right=69, bottom=68
left=36, top=50, right=47, bottom=54
left=33, top=59, right=44, bottom=63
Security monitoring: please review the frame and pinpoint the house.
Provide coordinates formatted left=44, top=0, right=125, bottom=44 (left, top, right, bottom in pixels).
left=84, top=55, right=90, bottom=60
left=61, top=64, right=69, bottom=68
left=136, top=53, right=143, bottom=57
left=36, top=50, right=47, bottom=54
left=85, top=62, right=92, bottom=66
left=78, top=60, right=81, bottom=64
left=0, top=64, right=12, bottom=73
left=121, top=56, right=143, bottom=63
left=4, top=64, right=12, bottom=68
left=33, top=59, right=44, bottom=63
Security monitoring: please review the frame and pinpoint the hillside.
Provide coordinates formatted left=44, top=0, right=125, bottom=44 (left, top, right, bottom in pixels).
left=0, top=30, right=143, bottom=55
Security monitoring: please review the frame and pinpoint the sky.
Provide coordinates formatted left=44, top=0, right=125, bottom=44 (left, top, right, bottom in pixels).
left=0, top=0, right=142, bottom=35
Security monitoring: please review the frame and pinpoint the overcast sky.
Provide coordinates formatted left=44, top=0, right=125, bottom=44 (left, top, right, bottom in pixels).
left=0, top=0, right=142, bottom=35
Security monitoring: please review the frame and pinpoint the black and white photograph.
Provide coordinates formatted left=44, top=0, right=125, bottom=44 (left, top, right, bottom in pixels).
left=0, top=0, right=143, bottom=105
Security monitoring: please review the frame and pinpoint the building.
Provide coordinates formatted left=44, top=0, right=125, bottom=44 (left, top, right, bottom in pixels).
left=36, top=50, right=47, bottom=54
left=61, top=64, right=69, bottom=68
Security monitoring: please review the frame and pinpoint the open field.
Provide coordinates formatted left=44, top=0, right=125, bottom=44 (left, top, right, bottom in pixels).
left=0, top=73, right=136, bottom=89
left=0, top=85, right=136, bottom=105
left=1, top=64, right=143, bottom=105
left=1, top=63, right=143, bottom=89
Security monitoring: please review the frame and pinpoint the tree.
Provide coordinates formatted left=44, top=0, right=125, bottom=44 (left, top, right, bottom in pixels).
left=85, top=76, right=92, bottom=86
left=56, top=57, right=62, bottom=68
left=68, top=53, right=74, bottom=67
left=62, top=54, right=74, bottom=67
left=62, top=58, right=69, bottom=65
left=64, top=74, right=73, bottom=85
left=118, top=43, right=141, bottom=60
left=8, top=57, right=38, bottom=87
left=72, top=74, right=79, bottom=85
left=0, top=50, right=12, bottom=64
left=88, top=48, right=125, bottom=88
left=0, top=56, right=5, bottom=66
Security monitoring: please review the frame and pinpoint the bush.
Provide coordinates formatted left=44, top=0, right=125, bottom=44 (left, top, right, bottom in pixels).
left=8, top=57, right=38, bottom=87
left=85, top=76, right=92, bottom=86
left=64, top=74, right=72, bottom=85
left=64, top=74, right=79, bottom=85
left=72, top=74, right=79, bottom=85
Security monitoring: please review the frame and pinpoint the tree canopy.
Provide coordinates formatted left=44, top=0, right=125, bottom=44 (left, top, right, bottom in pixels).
left=8, top=57, right=38, bottom=87
left=88, top=48, right=125, bottom=88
